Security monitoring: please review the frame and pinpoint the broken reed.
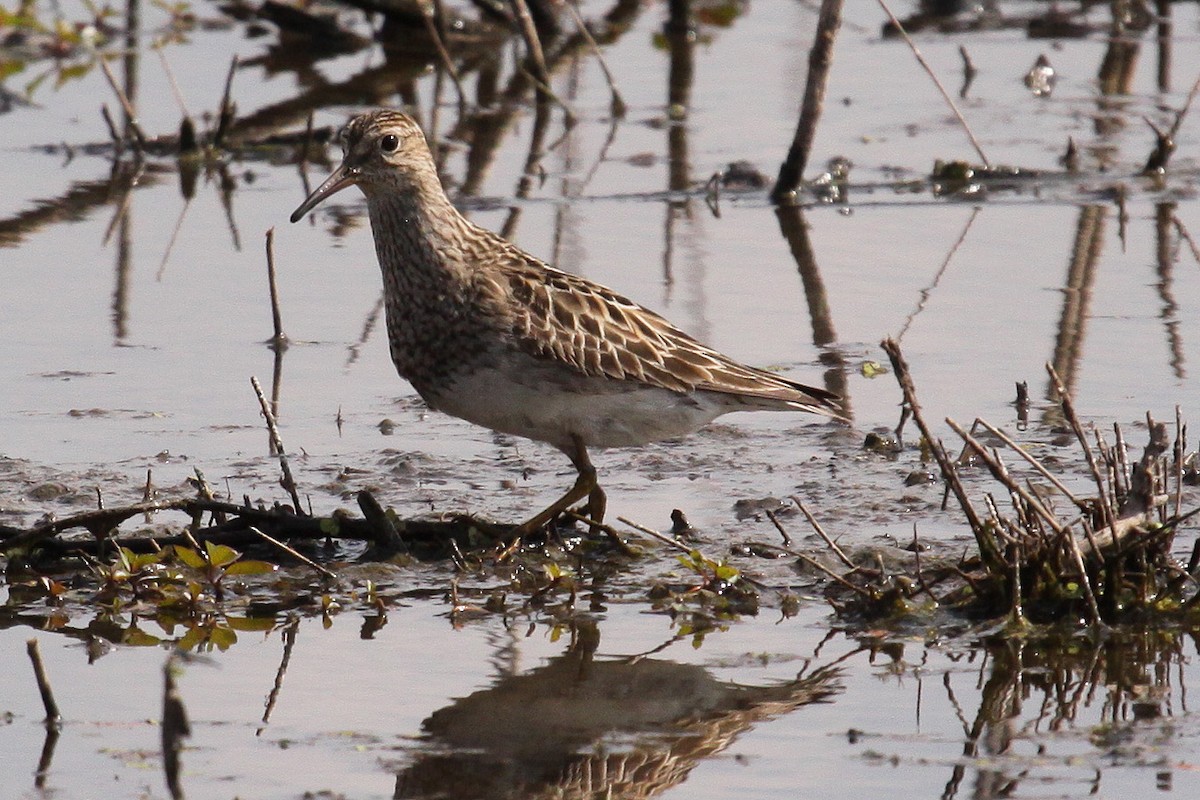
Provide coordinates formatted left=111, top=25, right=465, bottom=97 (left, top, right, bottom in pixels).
left=869, top=338, right=1197, bottom=625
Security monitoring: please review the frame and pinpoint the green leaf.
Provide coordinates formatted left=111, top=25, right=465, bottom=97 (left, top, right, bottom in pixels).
left=224, top=560, right=277, bottom=577
left=173, top=546, right=207, bottom=569
left=225, top=615, right=276, bottom=632
left=210, top=626, right=238, bottom=651
left=123, top=628, right=163, bottom=647
left=205, top=542, right=241, bottom=568
left=714, top=563, right=740, bottom=582
left=177, top=626, right=206, bottom=651
left=860, top=361, right=888, bottom=378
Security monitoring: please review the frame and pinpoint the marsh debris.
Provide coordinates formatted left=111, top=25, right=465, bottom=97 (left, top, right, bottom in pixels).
left=810, top=340, right=1199, bottom=626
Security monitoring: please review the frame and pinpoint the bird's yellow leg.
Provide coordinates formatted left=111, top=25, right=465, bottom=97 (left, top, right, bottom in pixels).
left=516, top=435, right=604, bottom=535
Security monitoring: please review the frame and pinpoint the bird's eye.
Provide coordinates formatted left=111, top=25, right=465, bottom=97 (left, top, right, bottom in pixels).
left=380, top=134, right=399, bottom=153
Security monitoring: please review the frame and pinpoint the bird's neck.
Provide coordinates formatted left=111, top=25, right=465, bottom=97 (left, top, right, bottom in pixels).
left=364, top=171, right=475, bottom=288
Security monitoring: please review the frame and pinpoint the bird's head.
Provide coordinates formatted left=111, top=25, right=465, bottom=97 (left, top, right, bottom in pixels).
left=290, top=110, right=432, bottom=223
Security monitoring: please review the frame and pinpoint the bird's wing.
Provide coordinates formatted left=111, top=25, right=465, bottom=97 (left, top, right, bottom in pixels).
left=486, top=247, right=840, bottom=415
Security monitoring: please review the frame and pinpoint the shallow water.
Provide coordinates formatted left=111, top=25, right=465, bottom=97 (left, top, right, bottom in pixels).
left=3, top=0, right=1200, bottom=796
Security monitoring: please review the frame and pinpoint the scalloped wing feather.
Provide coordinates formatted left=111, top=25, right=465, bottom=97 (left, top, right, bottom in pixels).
left=481, top=240, right=840, bottom=415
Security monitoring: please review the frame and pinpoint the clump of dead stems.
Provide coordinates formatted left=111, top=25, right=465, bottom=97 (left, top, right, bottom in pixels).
left=821, top=338, right=1198, bottom=626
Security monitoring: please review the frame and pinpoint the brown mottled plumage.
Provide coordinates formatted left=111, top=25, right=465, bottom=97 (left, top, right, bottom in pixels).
left=291, top=109, right=841, bottom=534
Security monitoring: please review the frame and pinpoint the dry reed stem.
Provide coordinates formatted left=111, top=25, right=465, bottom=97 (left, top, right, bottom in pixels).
left=250, top=376, right=304, bottom=512
left=258, top=616, right=300, bottom=732
left=772, top=0, right=843, bottom=201
left=979, top=422, right=1094, bottom=510
left=264, top=229, right=288, bottom=349
left=96, top=56, right=147, bottom=152
left=563, top=0, right=626, bottom=117
left=511, top=0, right=549, bottom=88
left=26, top=639, right=62, bottom=726
left=249, top=526, right=338, bottom=580
left=616, top=515, right=691, bottom=554
left=874, top=0, right=989, bottom=168
left=945, top=418, right=1068, bottom=539
left=754, top=521, right=872, bottom=599
left=212, top=55, right=239, bottom=148
left=154, top=44, right=191, bottom=121
left=881, top=338, right=1000, bottom=570
left=790, top=496, right=854, bottom=569
left=418, top=0, right=467, bottom=111
left=1046, top=364, right=1117, bottom=549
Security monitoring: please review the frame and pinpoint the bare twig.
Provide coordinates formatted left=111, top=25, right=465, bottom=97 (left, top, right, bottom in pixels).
left=250, top=376, right=304, bottom=512
left=563, top=0, right=625, bottom=117
left=974, top=419, right=1089, bottom=512
left=511, top=0, right=549, bottom=89
left=616, top=515, right=692, bottom=553
left=212, top=55, right=239, bottom=149
left=874, top=0, right=989, bottom=168
left=881, top=338, right=1001, bottom=570
left=96, top=57, right=146, bottom=153
left=772, top=0, right=844, bottom=202
left=418, top=0, right=467, bottom=111
left=249, top=526, right=337, bottom=580
left=263, top=229, right=288, bottom=350
left=790, top=496, right=855, bottom=568
left=1046, top=364, right=1118, bottom=540
left=26, top=639, right=62, bottom=727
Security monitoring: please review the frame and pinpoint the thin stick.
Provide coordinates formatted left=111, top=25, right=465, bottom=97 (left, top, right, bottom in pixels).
left=264, top=229, right=288, bottom=349
left=874, top=0, right=989, bottom=168
left=154, top=44, right=191, bottom=120
left=1065, top=523, right=1104, bottom=625
left=249, top=526, right=337, bottom=580
left=250, top=376, right=303, bottom=512
left=616, top=515, right=693, bottom=553
left=946, top=418, right=1067, bottom=537
left=511, top=0, right=549, bottom=89
left=1046, top=364, right=1117, bottom=541
left=212, top=55, right=239, bottom=149
left=563, top=0, right=626, bottom=117
left=790, top=496, right=855, bottom=568
left=100, top=104, right=122, bottom=150
left=96, top=56, right=147, bottom=152
left=258, top=616, right=300, bottom=733
left=26, top=639, right=62, bottom=727
left=881, top=338, right=1001, bottom=570
left=764, top=508, right=791, bottom=546
left=418, top=0, right=467, bottom=111
left=975, top=419, right=1089, bottom=512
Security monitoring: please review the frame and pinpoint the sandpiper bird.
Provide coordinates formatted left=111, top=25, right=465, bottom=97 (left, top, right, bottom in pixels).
left=290, top=109, right=841, bottom=535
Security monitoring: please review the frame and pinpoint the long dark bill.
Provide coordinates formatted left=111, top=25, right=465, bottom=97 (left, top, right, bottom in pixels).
left=289, top=162, right=360, bottom=223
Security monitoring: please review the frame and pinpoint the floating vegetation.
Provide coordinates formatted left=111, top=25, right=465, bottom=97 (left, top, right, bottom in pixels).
left=811, top=339, right=1199, bottom=627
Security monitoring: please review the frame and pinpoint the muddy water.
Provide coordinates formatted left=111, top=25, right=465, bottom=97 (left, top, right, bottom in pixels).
left=3, top=0, right=1200, bottom=797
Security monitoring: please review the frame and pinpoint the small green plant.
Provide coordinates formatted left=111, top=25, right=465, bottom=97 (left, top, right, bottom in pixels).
left=170, top=541, right=276, bottom=602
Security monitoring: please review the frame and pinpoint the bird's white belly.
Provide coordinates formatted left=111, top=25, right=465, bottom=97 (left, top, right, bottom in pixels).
left=423, top=365, right=725, bottom=453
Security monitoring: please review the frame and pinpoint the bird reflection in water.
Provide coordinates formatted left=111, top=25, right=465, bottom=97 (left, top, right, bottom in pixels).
left=394, top=622, right=841, bottom=799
